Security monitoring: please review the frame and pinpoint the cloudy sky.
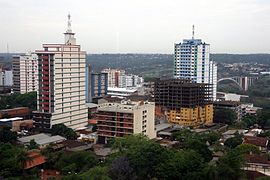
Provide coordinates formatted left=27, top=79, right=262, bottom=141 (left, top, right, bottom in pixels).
left=0, top=0, right=269, bottom=54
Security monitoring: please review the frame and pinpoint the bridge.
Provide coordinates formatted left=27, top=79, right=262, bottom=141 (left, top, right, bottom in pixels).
left=217, top=76, right=258, bottom=91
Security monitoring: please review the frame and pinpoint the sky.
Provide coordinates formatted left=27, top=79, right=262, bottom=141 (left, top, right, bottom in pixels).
left=0, top=0, right=270, bottom=54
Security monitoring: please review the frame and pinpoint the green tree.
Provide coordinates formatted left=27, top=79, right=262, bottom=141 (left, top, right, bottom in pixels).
left=216, top=150, right=244, bottom=180
left=27, top=139, right=39, bottom=150
left=235, top=144, right=260, bottom=154
left=0, top=92, right=37, bottom=110
left=56, top=151, right=98, bottom=175
left=80, top=166, right=111, bottom=180
left=199, top=131, right=221, bottom=145
left=156, top=149, right=205, bottom=180
left=242, top=115, right=258, bottom=128
left=16, top=149, right=33, bottom=175
left=0, top=126, right=17, bottom=144
left=214, top=109, right=237, bottom=124
left=185, top=138, right=212, bottom=162
left=0, top=143, right=21, bottom=177
left=109, top=156, right=136, bottom=180
left=51, top=124, right=77, bottom=140
left=224, top=135, right=243, bottom=149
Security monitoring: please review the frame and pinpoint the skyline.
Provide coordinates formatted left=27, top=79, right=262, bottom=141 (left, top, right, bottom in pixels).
left=0, top=0, right=270, bottom=54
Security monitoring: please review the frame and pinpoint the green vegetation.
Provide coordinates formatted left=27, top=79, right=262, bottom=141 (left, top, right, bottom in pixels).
left=51, top=124, right=77, bottom=140
left=214, top=109, right=237, bottom=124
left=0, top=92, right=37, bottom=110
left=240, top=110, right=270, bottom=129
left=248, top=76, right=270, bottom=98
left=0, top=143, right=37, bottom=178
left=234, top=144, right=260, bottom=154
left=0, top=126, right=17, bottom=144
left=27, top=140, right=39, bottom=150
left=224, top=135, right=243, bottom=149
left=55, top=151, right=98, bottom=175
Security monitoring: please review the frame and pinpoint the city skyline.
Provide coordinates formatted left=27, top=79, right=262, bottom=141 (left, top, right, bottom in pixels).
left=0, top=0, right=270, bottom=54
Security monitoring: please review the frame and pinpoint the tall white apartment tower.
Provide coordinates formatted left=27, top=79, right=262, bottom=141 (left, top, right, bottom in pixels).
left=174, top=26, right=217, bottom=100
left=33, top=14, right=88, bottom=132
left=12, top=53, right=38, bottom=94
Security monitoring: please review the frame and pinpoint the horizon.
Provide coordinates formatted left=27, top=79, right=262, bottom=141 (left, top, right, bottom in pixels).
left=1, top=52, right=270, bottom=55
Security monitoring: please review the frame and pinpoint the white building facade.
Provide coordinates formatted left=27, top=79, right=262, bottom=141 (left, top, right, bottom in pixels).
left=33, top=14, right=88, bottom=132
left=174, top=38, right=217, bottom=100
left=12, top=53, right=38, bottom=93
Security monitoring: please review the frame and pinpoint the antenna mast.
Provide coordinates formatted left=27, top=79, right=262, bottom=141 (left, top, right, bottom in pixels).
left=192, top=25, right=195, bottom=39
left=67, top=13, right=72, bottom=33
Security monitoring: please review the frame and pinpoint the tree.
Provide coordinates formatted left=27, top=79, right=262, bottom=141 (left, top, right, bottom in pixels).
left=0, top=92, right=37, bottom=110
left=51, top=124, right=77, bottom=140
left=80, top=166, right=111, bottom=180
left=0, top=126, right=17, bottom=144
left=27, top=139, right=39, bottom=150
left=16, top=150, right=33, bottom=173
left=109, top=156, right=136, bottom=180
left=156, top=149, right=205, bottom=180
left=224, top=135, right=243, bottom=149
left=214, top=109, right=237, bottom=124
left=216, top=150, right=244, bottom=180
left=185, top=138, right=213, bottom=162
left=55, top=151, right=98, bottom=175
left=0, top=143, right=22, bottom=177
left=112, top=134, right=171, bottom=179
left=235, top=144, right=260, bottom=154
left=199, top=131, right=221, bottom=145
left=242, top=115, right=258, bottom=128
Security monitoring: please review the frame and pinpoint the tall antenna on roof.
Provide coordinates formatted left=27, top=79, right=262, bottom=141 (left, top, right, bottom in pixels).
left=192, top=25, right=195, bottom=39
left=67, top=13, right=72, bottom=33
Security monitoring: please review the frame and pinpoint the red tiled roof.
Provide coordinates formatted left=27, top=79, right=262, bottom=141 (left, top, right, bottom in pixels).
left=245, top=154, right=270, bottom=165
left=244, top=136, right=268, bottom=147
left=24, top=151, right=46, bottom=169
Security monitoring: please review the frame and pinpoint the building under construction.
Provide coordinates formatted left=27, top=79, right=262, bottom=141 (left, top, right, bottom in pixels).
left=154, top=79, right=213, bottom=127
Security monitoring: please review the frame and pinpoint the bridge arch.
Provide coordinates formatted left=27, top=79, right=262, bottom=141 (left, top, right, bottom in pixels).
left=217, top=78, right=242, bottom=89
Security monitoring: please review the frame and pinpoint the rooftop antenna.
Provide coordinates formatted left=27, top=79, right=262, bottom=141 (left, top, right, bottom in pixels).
left=192, top=25, right=195, bottom=39
left=7, top=43, right=9, bottom=61
left=67, top=13, right=72, bottom=33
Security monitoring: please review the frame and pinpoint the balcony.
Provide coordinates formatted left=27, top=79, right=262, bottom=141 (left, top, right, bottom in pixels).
left=43, top=66, right=49, bottom=70
left=43, top=102, right=49, bottom=106
left=43, top=86, right=49, bottom=91
left=42, top=76, right=49, bottom=81
left=43, top=56, right=49, bottom=60
left=42, top=61, right=49, bottom=65
left=43, top=96, right=49, bottom=101
left=43, top=81, right=49, bottom=85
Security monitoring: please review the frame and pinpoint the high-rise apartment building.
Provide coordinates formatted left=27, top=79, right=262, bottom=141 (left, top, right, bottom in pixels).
left=174, top=26, right=217, bottom=100
left=96, top=100, right=156, bottom=143
left=12, top=53, right=38, bottom=93
left=101, top=68, right=125, bottom=88
left=86, top=65, right=108, bottom=103
left=32, top=14, right=88, bottom=132
left=154, top=79, right=213, bottom=127
left=3, top=70, right=13, bottom=86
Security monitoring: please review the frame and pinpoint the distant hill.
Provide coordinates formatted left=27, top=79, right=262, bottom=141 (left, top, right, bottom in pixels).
left=1, top=53, right=269, bottom=77
left=211, top=54, right=270, bottom=64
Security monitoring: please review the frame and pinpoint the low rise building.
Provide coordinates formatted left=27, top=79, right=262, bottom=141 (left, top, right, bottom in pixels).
left=96, top=100, right=156, bottom=143
left=107, top=87, right=138, bottom=98
left=244, top=136, right=269, bottom=152
left=18, top=133, right=66, bottom=148
left=241, top=103, right=262, bottom=116
left=214, top=101, right=242, bottom=121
